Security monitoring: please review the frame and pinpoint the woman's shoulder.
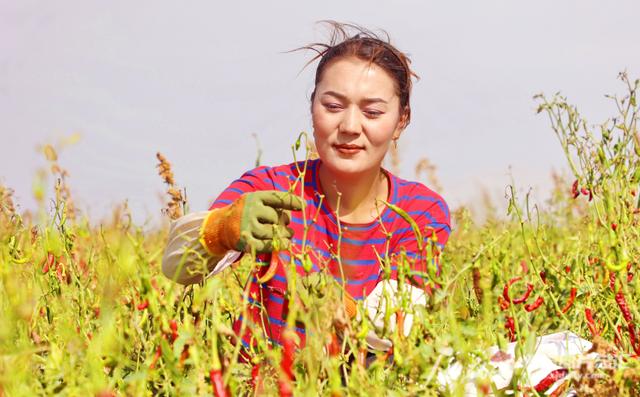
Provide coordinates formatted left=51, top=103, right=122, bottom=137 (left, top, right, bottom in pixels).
left=389, top=173, right=450, bottom=221
left=269, top=159, right=318, bottom=178
left=236, top=159, right=318, bottom=189
left=211, top=160, right=317, bottom=209
left=390, top=173, right=447, bottom=204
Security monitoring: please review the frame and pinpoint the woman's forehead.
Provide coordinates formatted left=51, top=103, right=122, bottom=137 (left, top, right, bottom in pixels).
left=316, top=57, right=399, bottom=101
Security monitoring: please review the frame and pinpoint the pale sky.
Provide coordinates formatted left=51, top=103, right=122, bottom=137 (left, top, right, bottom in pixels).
left=2, top=1, right=640, bottom=226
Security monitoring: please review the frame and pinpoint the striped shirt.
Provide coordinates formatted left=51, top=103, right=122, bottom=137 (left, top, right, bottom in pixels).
left=210, top=159, right=450, bottom=348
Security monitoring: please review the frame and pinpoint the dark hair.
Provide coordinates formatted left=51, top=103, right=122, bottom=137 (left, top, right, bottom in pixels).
left=297, top=21, right=418, bottom=126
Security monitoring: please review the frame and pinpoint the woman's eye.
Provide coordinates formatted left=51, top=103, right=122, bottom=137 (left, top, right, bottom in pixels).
left=364, top=109, right=383, bottom=117
left=323, top=103, right=342, bottom=111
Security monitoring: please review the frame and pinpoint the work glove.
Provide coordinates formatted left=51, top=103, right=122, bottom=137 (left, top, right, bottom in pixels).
left=199, top=191, right=303, bottom=256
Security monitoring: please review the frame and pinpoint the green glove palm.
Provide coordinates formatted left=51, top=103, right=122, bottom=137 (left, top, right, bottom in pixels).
left=200, top=190, right=303, bottom=255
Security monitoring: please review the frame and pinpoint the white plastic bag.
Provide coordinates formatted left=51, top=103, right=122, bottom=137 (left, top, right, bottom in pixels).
left=437, top=331, right=596, bottom=396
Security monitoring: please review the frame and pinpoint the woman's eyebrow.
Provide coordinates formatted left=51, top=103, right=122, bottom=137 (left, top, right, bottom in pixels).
left=321, top=90, right=389, bottom=104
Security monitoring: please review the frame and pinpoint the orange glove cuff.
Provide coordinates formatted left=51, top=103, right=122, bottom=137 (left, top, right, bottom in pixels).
left=343, top=293, right=357, bottom=319
left=199, top=196, right=245, bottom=256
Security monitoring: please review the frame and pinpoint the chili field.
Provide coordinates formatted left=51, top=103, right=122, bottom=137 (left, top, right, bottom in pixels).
left=1, top=75, right=640, bottom=396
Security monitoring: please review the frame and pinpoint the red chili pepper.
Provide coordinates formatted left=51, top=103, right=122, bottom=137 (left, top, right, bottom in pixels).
left=512, top=283, right=534, bottom=304
left=502, top=277, right=522, bottom=303
left=560, top=288, right=577, bottom=314
left=524, top=296, right=544, bottom=312
left=383, top=345, right=394, bottom=364
left=137, top=300, right=149, bottom=311
left=258, top=250, right=281, bottom=284
left=534, top=368, right=568, bottom=392
left=539, top=271, right=547, bottom=284
left=498, top=296, right=510, bottom=311
left=585, top=308, right=599, bottom=337
left=150, top=277, right=161, bottom=293
left=77, top=257, right=88, bottom=277
left=609, top=273, right=616, bottom=291
left=357, top=346, right=368, bottom=367
left=614, top=325, right=623, bottom=348
left=628, top=324, right=640, bottom=355
left=168, top=319, right=178, bottom=343
left=505, top=316, right=516, bottom=342
left=478, top=383, right=491, bottom=396
left=615, top=291, right=633, bottom=323
left=251, top=362, right=264, bottom=395
left=472, top=267, right=483, bottom=304
left=571, top=180, right=579, bottom=199
left=42, top=252, right=55, bottom=274
left=278, top=330, right=296, bottom=397
left=580, top=187, right=589, bottom=196
left=520, top=260, right=529, bottom=274
left=179, top=344, right=189, bottom=366
left=149, top=345, right=162, bottom=369
left=210, top=369, right=229, bottom=397
left=327, top=334, right=340, bottom=357
left=611, top=223, right=618, bottom=231
left=615, top=291, right=640, bottom=353
left=55, top=261, right=67, bottom=283
left=396, top=309, right=405, bottom=338
left=564, top=265, right=571, bottom=273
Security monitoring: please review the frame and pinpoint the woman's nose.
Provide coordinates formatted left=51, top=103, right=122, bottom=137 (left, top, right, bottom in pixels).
left=339, top=106, right=362, bottom=135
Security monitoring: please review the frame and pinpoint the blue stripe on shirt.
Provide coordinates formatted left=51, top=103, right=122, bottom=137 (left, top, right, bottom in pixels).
left=290, top=218, right=388, bottom=245
left=268, top=294, right=284, bottom=304
left=342, top=258, right=378, bottom=266
left=396, top=195, right=449, bottom=218
left=333, top=273, right=378, bottom=285
left=291, top=238, right=332, bottom=258
left=227, top=187, right=245, bottom=195
left=278, top=252, right=320, bottom=272
left=266, top=315, right=306, bottom=334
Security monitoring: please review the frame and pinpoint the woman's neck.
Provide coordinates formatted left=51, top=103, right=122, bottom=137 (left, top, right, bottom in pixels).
left=318, top=163, right=389, bottom=224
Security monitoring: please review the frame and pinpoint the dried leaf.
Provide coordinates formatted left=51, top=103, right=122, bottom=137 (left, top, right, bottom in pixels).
left=44, top=145, right=58, bottom=162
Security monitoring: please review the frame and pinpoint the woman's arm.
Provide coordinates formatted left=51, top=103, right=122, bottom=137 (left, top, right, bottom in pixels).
left=162, top=164, right=298, bottom=285
left=389, top=184, right=451, bottom=287
left=162, top=191, right=302, bottom=285
left=162, top=211, right=240, bottom=285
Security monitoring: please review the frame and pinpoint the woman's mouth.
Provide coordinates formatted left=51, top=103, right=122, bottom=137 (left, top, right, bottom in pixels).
left=334, top=144, right=364, bottom=155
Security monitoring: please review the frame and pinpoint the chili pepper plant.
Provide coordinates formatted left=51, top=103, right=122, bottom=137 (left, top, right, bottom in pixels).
left=1, top=74, right=640, bottom=395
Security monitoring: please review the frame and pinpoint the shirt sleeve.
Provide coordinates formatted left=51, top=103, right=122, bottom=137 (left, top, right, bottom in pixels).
left=161, top=211, right=241, bottom=285
left=388, top=187, right=451, bottom=288
left=162, top=165, right=276, bottom=284
left=209, top=166, right=279, bottom=210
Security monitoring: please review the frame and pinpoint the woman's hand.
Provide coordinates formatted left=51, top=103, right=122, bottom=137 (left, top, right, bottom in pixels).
left=200, top=191, right=303, bottom=255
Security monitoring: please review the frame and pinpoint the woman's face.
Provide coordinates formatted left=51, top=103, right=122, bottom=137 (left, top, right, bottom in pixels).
left=311, top=56, right=407, bottom=178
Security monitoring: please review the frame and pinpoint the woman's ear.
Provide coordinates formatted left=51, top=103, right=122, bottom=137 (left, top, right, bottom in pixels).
left=394, top=107, right=410, bottom=138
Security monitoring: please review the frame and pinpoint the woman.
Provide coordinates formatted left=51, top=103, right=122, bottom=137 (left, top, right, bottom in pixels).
left=162, top=23, right=451, bottom=352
